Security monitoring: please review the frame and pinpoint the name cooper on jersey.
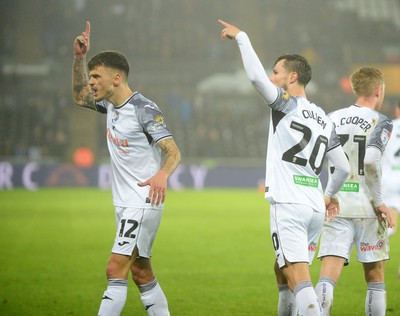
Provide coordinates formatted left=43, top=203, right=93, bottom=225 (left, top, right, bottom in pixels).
left=335, top=116, right=372, bottom=132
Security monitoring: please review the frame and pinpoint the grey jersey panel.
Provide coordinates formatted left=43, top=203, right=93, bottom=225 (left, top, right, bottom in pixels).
left=367, top=113, right=392, bottom=153
left=270, top=87, right=340, bottom=151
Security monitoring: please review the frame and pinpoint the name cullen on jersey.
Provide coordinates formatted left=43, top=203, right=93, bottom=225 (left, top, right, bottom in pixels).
left=302, top=110, right=327, bottom=129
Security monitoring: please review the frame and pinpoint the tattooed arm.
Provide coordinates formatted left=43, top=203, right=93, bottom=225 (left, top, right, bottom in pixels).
left=72, top=57, right=96, bottom=109
left=138, top=137, right=181, bottom=206
left=158, top=137, right=182, bottom=176
left=72, top=21, right=96, bottom=110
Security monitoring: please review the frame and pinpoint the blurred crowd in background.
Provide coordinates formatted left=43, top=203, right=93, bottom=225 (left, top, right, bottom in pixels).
left=1, top=0, right=400, bottom=164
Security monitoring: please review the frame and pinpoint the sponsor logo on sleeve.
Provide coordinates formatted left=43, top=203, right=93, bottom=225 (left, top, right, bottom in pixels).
left=381, top=128, right=390, bottom=145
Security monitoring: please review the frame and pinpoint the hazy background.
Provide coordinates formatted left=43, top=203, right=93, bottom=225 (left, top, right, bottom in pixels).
left=1, top=0, right=400, bottom=166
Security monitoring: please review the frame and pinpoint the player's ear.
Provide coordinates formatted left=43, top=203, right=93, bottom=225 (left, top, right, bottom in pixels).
left=373, top=84, right=382, bottom=98
left=113, top=73, right=122, bottom=87
left=289, top=71, right=298, bottom=84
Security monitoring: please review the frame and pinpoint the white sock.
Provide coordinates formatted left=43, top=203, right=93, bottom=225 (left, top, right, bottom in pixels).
left=365, top=282, right=386, bottom=316
left=315, top=276, right=335, bottom=315
left=98, top=279, right=128, bottom=316
left=294, top=281, right=322, bottom=316
left=139, top=278, right=170, bottom=316
left=277, top=284, right=297, bottom=316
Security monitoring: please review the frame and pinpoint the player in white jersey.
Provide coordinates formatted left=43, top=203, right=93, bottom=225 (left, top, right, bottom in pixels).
left=316, top=67, right=394, bottom=316
left=382, top=102, right=400, bottom=237
left=72, top=22, right=181, bottom=316
left=218, top=20, right=350, bottom=316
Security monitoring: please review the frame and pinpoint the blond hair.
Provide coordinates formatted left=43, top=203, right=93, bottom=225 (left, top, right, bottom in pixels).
left=350, top=67, right=384, bottom=98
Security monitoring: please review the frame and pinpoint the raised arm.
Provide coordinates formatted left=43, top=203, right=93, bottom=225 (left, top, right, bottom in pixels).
left=138, top=137, right=181, bottom=206
left=72, top=21, right=96, bottom=110
left=218, top=19, right=278, bottom=105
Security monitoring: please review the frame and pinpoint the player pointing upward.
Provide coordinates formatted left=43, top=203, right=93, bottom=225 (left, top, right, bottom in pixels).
left=218, top=19, right=350, bottom=316
left=72, top=21, right=181, bottom=316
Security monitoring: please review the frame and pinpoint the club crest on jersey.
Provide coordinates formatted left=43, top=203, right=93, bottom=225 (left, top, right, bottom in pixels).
left=111, top=112, right=119, bottom=124
left=380, top=128, right=390, bottom=145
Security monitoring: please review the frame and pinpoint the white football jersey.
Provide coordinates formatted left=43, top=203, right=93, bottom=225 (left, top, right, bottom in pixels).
left=382, top=118, right=400, bottom=205
left=95, top=92, right=172, bottom=208
left=328, top=105, right=392, bottom=218
left=264, top=88, right=340, bottom=212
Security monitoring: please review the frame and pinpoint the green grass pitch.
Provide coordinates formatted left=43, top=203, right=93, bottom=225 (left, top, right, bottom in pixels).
left=0, top=188, right=399, bottom=315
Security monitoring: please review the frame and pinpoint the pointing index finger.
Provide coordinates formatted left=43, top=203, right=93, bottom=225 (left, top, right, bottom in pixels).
left=85, top=21, right=91, bottom=37
left=217, top=19, right=230, bottom=27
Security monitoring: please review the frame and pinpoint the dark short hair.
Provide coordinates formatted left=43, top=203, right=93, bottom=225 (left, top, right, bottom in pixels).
left=274, top=54, right=312, bottom=87
left=88, top=51, right=130, bottom=78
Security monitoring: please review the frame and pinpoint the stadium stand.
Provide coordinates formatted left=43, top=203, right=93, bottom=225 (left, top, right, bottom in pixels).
left=1, top=0, right=399, bottom=162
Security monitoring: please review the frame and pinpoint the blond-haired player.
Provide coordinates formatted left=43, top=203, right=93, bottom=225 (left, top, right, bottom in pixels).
left=316, top=67, right=394, bottom=316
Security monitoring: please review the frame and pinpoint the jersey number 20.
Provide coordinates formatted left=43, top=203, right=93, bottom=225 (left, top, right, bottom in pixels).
left=282, top=121, right=328, bottom=175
